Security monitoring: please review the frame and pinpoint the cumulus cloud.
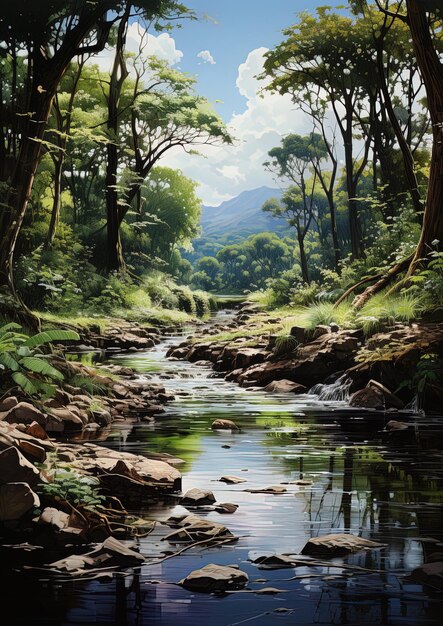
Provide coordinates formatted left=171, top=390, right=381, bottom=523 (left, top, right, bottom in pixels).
left=90, top=23, right=183, bottom=73
left=197, top=49, right=216, bottom=65
left=163, top=47, right=312, bottom=205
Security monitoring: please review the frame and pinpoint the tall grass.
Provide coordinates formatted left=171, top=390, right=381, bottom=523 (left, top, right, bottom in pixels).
left=296, top=302, right=354, bottom=331
left=357, top=292, right=423, bottom=335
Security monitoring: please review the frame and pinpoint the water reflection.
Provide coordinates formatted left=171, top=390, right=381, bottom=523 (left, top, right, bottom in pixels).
left=3, top=316, right=443, bottom=625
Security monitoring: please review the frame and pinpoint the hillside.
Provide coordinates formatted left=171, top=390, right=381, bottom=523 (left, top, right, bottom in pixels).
left=200, top=186, right=285, bottom=239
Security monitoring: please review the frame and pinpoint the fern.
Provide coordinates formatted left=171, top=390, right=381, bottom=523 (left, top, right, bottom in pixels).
left=24, top=329, right=79, bottom=348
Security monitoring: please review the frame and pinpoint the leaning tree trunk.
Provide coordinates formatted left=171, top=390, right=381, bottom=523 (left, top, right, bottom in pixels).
left=405, top=0, right=443, bottom=276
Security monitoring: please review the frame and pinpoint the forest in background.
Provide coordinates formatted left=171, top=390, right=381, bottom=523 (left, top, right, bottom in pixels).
left=0, top=0, right=442, bottom=336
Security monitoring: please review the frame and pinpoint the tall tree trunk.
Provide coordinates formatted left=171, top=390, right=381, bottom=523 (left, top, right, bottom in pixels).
left=327, top=190, right=341, bottom=270
left=344, top=123, right=364, bottom=260
left=375, top=28, right=424, bottom=220
left=298, top=232, right=310, bottom=283
left=0, top=77, right=55, bottom=328
left=405, top=0, right=443, bottom=276
left=105, top=5, right=130, bottom=273
left=46, top=153, right=64, bottom=249
left=105, top=140, right=125, bottom=271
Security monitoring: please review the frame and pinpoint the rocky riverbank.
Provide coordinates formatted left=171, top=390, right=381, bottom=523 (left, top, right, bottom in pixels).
left=0, top=322, right=185, bottom=570
left=167, top=303, right=443, bottom=415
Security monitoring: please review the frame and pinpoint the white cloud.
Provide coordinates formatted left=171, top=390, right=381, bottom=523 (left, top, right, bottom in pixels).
left=163, top=47, right=312, bottom=205
left=90, top=23, right=183, bottom=73
left=197, top=49, right=216, bottom=65
left=215, top=165, right=246, bottom=183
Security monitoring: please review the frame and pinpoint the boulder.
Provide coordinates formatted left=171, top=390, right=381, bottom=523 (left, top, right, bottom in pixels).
left=301, top=533, right=385, bottom=558
left=366, top=380, right=404, bottom=409
left=0, top=482, right=40, bottom=521
left=17, top=440, right=46, bottom=463
left=47, top=536, right=144, bottom=574
left=410, top=561, right=443, bottom=590
left=0, top=446, right=40, bottom=485
left=264, top=380, right=307, bottom=394
left=70, top=445, right=181, bottom=491
left=181, top=488, right=216, bottom=506
left=180, top=563, right=248, bottom=592
left=0, top=396, right=18, bottom=412
left=312, top=325, right=330, bottom=339
left=211, top=419, right=239, bottom=431
left=164, top=514, right=232, bottom=542
left=349, top=387, right=385, bottom=410
left=35, top=507, right=84, bottom=537
left=250, top=553, right=297, bottom=569
left=1, top=402, right=46, bottom=426
left=233, top=348, right=267, bottom=369
left=290, top=326, right=305, bottom=343
left=25, top=421, right=49, bottom=441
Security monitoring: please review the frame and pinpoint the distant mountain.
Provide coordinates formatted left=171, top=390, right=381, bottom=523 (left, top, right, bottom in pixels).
left=201, top=186, right=286, bottom=239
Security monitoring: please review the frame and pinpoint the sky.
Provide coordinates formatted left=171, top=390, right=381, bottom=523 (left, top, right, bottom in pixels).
left=96, top=1, right=328, bottom=206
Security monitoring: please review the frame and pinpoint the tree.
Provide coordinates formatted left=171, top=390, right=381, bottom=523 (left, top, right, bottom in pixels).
left=263, top=9, right=377, bottom=259
left=99, top=30, right=232, bottom=271
left=125, top=166, right=202, bottom=273
left=349, top=0, right=443, bottom=307
left=264, top=134, right=324, bottom=282
left=0, top=1, right=192, bottom=322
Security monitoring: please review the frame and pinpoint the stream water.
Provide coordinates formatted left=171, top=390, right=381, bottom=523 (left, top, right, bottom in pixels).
left=4, top=311, right=443, bottom=625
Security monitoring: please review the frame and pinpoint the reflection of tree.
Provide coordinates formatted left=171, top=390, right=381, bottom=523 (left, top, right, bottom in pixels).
left=338, top=447, right=354, bottom=532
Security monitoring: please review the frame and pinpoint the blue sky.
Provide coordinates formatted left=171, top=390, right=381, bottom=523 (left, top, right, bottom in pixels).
left=171, top=0, right=318, bottom=121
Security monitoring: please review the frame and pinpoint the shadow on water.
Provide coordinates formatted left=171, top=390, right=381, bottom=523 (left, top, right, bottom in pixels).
left=3, top=312, right=443, bottom=625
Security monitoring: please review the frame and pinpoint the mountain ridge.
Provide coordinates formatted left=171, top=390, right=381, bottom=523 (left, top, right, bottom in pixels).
left=201, top=186, right=286, bottom=238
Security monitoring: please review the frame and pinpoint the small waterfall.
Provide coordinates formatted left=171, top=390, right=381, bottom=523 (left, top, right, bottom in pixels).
left=405, top=394, right=425, bottom=417
left=309, top=374, right=353, bottom=402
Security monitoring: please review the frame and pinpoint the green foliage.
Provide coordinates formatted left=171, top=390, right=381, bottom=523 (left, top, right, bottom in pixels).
left=397, top=353, right=443, bottom=395
left=38, top=469, right=105, bottom=509
left=0, top=324, right=79, bottom=397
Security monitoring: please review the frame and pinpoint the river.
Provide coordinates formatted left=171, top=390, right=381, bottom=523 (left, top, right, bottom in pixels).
left=4, top=311, right=443, bottom=625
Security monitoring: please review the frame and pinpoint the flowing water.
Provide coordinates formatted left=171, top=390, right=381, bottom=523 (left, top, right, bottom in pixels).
left=4, top=311, right=443, bottom=625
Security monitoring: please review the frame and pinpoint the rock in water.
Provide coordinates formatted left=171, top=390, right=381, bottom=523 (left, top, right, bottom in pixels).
left=215, top=503, right=238, bottom=514
left=366, top=380, right=404, bottom=409
left=0, top=482, right=40, bottom=521
left=245, top=485, right=287, bottom=494
left=349, top=387, right=385, bottom=410
left=410, top=561, right=443, bottom=590
left=211, top=419, right=239, bottom=431
left=219, top=476, right=247, bottom=484
left=181, top=488, right=216, bottom=506
left=301, top=533, right=385, bottom=558
left=180, top=563, right=248, bottom=592
left=264, top=380, right=307, bottom=394
left=48, top=536, right=145, bottom=574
